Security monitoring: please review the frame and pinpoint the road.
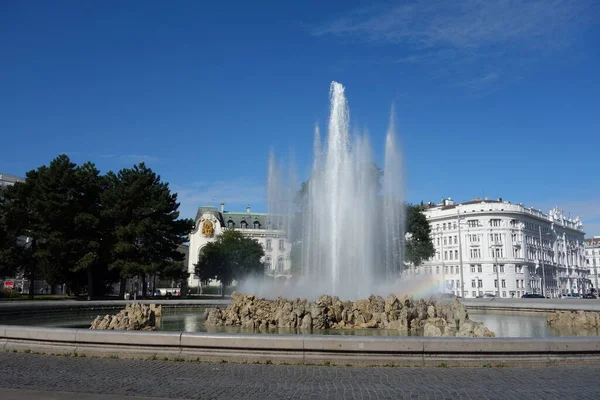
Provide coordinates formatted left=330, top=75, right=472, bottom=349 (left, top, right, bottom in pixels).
left=1, top=353, right=600, bottom=399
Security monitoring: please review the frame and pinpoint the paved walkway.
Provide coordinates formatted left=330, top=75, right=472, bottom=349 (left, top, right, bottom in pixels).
left=1, top=353, right=599, bottom=399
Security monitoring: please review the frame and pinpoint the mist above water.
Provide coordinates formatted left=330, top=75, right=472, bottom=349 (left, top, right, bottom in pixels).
left=247, top=82, right=417, bottom=300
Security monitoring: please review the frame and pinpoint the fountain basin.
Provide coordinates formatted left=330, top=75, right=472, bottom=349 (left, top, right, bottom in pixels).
left=1, top=299, right=600, bottom=366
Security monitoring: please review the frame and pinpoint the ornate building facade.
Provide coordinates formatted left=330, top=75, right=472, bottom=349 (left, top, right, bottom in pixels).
left=585, top=236, right=600, bottom=292
left=187, top=203, right=292, bottom=289
left=420, top=197, right=588, bottom=298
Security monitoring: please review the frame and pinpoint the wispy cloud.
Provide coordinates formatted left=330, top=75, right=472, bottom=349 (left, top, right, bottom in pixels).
left=172, top=179, right=266, bottom=220
left=314, top=0, right=596, bottom=90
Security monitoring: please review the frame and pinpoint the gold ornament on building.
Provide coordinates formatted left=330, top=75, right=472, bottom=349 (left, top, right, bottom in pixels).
left=202, top=220, right=214, bottom=237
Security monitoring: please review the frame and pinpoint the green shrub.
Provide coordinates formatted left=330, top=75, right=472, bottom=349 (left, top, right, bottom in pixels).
left=0, top=289, right=22, bottom=299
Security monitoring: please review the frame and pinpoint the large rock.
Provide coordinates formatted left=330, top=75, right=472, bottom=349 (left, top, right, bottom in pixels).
left=547, top=311, right=600, bottom=328
left=204, top=292, right=495, bottom=337
left=90, top=303, right=161, bottom=331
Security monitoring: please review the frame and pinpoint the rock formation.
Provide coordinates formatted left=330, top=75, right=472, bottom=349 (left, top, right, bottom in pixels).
left=547, top=310, right=600, bottom=328
left=90, top=303, right=162, bottom=330
left=204, top=292, right=495, bottom=337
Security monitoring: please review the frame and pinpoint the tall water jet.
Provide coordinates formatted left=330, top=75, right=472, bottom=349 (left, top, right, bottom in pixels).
left=265, top=81, right=404, bottom=299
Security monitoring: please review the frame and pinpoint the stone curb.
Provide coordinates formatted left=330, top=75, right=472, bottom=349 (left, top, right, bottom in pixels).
left=2, top=325, right=600, bottom=366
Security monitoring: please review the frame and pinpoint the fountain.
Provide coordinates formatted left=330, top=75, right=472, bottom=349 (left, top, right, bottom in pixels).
left=259, top=82, right=407, bottom=300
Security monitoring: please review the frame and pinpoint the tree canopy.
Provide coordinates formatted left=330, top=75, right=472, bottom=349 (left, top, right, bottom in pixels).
left=0, top=154, right=193, bottom=298
left=404, top=204, right=435, bottom=266
left=195, top=230, right=265, bottom=287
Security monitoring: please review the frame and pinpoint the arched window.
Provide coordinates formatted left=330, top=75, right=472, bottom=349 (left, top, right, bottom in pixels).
left=279, top=239, right=285, bottom=250
left=277, top=257, right=284, bottom=272
left=264, top=257, right=272, bottom=272
left=227, top=220, right=234, bottom=229
left=253, top=221, right=260, bottom=229
left=240, top=220, right=247, bottom=229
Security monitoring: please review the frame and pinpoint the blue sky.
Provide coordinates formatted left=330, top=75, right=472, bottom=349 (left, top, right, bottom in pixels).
left=1, top=1, right=599, bottom=235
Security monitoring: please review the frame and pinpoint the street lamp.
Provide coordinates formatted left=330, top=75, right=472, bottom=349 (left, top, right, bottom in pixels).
left=538, top=227, right=554, bottom=298
left=456, top=207, right=465, bottom=298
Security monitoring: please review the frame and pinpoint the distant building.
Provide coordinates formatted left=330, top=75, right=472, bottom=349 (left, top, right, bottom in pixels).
left=585, top=236, right=600, bottom=292
left=188, top=203, right=291, bottom=289
left=420, top=197, right=588, bottom=299
left=0, top=173, right=24, bottom=196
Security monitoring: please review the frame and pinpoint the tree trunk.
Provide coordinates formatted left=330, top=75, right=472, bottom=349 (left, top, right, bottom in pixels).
left=28, top=239, right=37, bottom=300
left=118, top=277, right=126, bottom=298
left=141, top=274, right=148, bottom=298
left=87, top=266, right=94, bottom=300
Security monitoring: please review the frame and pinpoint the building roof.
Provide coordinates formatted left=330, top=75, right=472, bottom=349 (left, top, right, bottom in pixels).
left=194, top=205, right=287, bottom=230
left=585, top=237, right=600, bottom=246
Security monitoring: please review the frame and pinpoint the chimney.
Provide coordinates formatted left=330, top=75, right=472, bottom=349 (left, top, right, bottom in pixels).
left=246, top=205, right=251, bottom=213
left=220, top=203, right=225, bottom=213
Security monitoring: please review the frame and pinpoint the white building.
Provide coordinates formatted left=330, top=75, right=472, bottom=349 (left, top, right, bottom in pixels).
left=420, top=197, right=588, bottom=298
left=0, top=173, right=24, bottom=191
left=187, top=203, right=292, bottom=289
left=585, top=236, right=600, bottom=292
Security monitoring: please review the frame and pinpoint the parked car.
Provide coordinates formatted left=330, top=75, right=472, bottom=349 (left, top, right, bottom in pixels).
left=522, top=293, right=545, bottom=299
left=583, top=293, right=598, bottom=299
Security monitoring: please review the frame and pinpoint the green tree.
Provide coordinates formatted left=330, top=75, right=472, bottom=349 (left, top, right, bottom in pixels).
left=404, top=204, right=435, bottom=267
left=0, top=172, right=45, bottom=298
left=195, top=230, right=265, bottom=291
left=103, top=163, right=194, bottom=297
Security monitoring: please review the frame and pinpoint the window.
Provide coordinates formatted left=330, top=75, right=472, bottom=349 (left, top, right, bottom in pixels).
left=227, top=220, right=234, bottom=228
left=472, top=291, right=477, bottom=298
left=453, top=222, right=457, bottom=230
left=450, top=266, right=454, bottom=274
left=449, top=251, right=453, bottom=260
left=240, top=220, right=247, bottom=229
left=502, top=291, right=507, bottom=298
left=279, top=239, right=285, bottom=250
left=477, top=279, right=483, bottom=288
left=494, top=279, right=498, bottom=288
left=254, top=221, right=260, bottom=229
left=467, top=220, right=479, bottom=228
left=454, top=236, right=458, bottom=244
left=470, top=265, right=476, bottom=273
left=516, top=280, right=520, bottom=288
left=477, top=264, right=482, bottom=273
left=490, top=219, right=501, bottom=227
left=444, top=237, right=447, bottom=245
left=277, top=257, right=284, bottom=272
left=443, top=223, right=447, bottom=230
left=501, top=279, right=506, bottom=288
left=499, top=264, right=505, bottom=273
left=471, top=280, right=476, bottom=288
left=456, top=280, right=460, bottom=288
left=493, top=265, right=497, bottom=273
left=455, top=250, right=458, bottom=259
left=444, top=251, right=448, bottom=260
left=515, top=265, right=523, bottom=273
left=264, top=257, right=272, bottom=272
left=266, top=239, right=272, bottom=250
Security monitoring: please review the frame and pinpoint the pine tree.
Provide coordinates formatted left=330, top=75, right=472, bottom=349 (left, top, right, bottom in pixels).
left=103, top=163, right=193, bottom=297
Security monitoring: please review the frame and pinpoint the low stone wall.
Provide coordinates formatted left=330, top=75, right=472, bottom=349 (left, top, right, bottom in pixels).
left=205, top=292, right=495, bottom=337
left=2, top=326, right=600, bottom=366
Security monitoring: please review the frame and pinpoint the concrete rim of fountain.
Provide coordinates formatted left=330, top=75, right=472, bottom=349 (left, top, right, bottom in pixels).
left=1, top=299, right=600, bottom=367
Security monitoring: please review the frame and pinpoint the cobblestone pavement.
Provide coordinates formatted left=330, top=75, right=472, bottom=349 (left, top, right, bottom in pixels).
left=1, top=353, right=600, bottom=399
